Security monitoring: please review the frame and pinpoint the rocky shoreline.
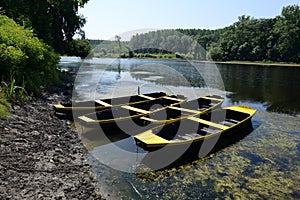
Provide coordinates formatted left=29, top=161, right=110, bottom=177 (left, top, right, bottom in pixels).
left=0, top=93, right=104, bottom=199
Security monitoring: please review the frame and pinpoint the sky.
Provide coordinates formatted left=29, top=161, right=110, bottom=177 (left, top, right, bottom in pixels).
left=79, top=0, right=299, bottom=40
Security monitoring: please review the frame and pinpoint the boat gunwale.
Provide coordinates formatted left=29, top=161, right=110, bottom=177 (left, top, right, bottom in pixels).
left=139, top=97, right=224, bottom=124
left=134, top=105, right=256, bottom=148
left=77, top=96, right=187, bottom=125
left=53, top=92, right=168, bottom=112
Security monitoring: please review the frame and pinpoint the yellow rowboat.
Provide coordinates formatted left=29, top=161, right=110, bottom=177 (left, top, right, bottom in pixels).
left=77, top=95, right=224, bottom=147
left=77, top=95, right=187, bottom=128
left=54, top=92, right=167, bottom=119
left=136, top=124, right=254, bottom=172
left=134, top=105, right=256, bottom=151
left=135, top=95, right=224, bottom=126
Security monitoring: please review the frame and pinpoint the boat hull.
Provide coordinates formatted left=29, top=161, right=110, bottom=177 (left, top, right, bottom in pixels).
left=134, top=105, right=256, bottom=151
left=54, top=92, right=167, bottom=120
left=136, top=123, right=254, bottom=172
left=77, top=95, right=187, bottom=128
left=78, top=95, right=224, bottom=133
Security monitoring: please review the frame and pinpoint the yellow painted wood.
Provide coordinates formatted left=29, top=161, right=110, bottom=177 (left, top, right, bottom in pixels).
left=168, top=106, right=201, bottom=114
left=78, top=116, right=95, bottom=123
left=134, top=105, right=256, bottom=148
left=226, top=105, right=256, bottom=115
left=187, top=116, right=230, bottom=130
left=138, top=94, right=156, bottom=100
left=140, top=116, right=159, bottom=122
left=94, top=100, right=112, bottom=107
left=162, top=96, right=186, bottom=102
left=121, top=105, right=150, bottom=114
left=201, top=96, right=224, bottom=101
left=135, top=130, right=170, bottom=145
left=54, top=104, right=64, bottom=108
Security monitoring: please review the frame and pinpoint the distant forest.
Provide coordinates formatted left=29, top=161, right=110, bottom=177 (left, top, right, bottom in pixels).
left=89, top=5, right=300, bottom=63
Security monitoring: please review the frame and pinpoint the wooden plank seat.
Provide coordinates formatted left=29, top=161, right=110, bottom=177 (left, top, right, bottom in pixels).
left=121, top=105, right=150, bottom=114
left=94, top=100, right=112, bottom=107
left=219, top=118, right=240, bottom=126
left=138, top=94, right=156, bottom=100
left=187, top=116, right=230, bottom=130
left=168, top=106, right=201, bottom=114
left=200, top=127, right=220, bottom=134
left=176, top=133, right=200, bottom=140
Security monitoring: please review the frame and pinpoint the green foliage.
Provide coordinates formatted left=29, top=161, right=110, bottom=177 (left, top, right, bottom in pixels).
left=90, top=5, right=298, bottom=63
left=209, top=5, right=300, bottom=62
left=65, top=39, right=91, bottom=58
left=7, top=73, right=30, bottom=104
left=0, top=14, right=59, bottom=94
left=208, top=45, right=223, bottom=61
left=0, top=86, right=10, bottom=117
left=0, top=0, right=89, bottom=54
left=130, top=29, right=213, bottom=60
left=90, top=40, right=131, bottom=57
left=273, top=5, right=300, bottom=62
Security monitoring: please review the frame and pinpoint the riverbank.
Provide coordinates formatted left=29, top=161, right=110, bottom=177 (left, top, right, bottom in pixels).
left=88, top=55, right=300, bottom=67
left=0, top=93, right=104, bottom=199
left=213, top=60, right=300, bottom=67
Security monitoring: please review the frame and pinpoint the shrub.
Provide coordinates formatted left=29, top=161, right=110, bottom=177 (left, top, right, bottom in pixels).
left=0, top=15, right=59, bottom=94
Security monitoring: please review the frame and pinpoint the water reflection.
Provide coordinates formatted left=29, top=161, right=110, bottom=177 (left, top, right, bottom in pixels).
left=131, top=61, right=300, bottom=114
left=217, top=64, right=300, bottom=114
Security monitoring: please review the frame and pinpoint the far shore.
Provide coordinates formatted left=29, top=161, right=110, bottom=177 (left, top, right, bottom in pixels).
left=82, top=55, right=300, bottom=67
left=212, top=60, right=300, bottom=67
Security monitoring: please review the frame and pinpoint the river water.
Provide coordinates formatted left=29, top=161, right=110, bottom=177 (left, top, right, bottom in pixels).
left=60, top=57, right=300, bottom=199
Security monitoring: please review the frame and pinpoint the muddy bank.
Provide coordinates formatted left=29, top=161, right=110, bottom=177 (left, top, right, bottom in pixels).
left=0, top=94, right=104, bottom=199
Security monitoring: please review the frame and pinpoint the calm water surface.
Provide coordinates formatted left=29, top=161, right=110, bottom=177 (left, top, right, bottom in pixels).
left=61, top=57, right=300, bottom=199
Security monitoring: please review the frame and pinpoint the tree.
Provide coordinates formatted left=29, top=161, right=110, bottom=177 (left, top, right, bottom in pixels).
left=115, top=35, right=122, bottom=50
left=181, top=35, right=192, bottom=54
left=0, top=0, right=89, bottom=54
left=273, top=5, right=300, bottom=62
left=66, top=39, right=91, bottom=58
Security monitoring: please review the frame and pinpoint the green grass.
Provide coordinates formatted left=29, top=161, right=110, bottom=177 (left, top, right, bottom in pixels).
left=0, top=87, right=11, bottom=118
left=0, top=104, right=9, bottom=117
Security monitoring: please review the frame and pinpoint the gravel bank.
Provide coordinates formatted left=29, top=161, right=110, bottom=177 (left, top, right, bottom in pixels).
left=0, top=94, right=104, bottom=199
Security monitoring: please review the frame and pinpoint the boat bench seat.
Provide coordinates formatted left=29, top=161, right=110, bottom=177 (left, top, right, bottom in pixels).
left=140, top=116, right=158, bottom=122
left=138, top=94, right=156, bottom=100
left=201, top=96, right=223, bottom=101
left=219, top=119, right=240, bottom=126
left=163, top=96, right=186, bottom=102
left=202, top=105, right=210, bottom=108
left=94, top=100, right=112, bottom=107
left=187, top=116, right=229, bottom=130
left=197, top=105, right=211, bottom=111
left=121, top=105, right=150, bottom=114
left=176, top=133, right=199, bottom=140
left=200, top=127, right=220, bottom=134
left=227, top=118, right=240, bottom=123
left=168, top=106, right=200, bottom=114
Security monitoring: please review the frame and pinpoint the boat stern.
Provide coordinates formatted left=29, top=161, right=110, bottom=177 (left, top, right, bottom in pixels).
left=134, top=130, right=170, bottom=149
left=226, top=105, right=257, bottom=116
